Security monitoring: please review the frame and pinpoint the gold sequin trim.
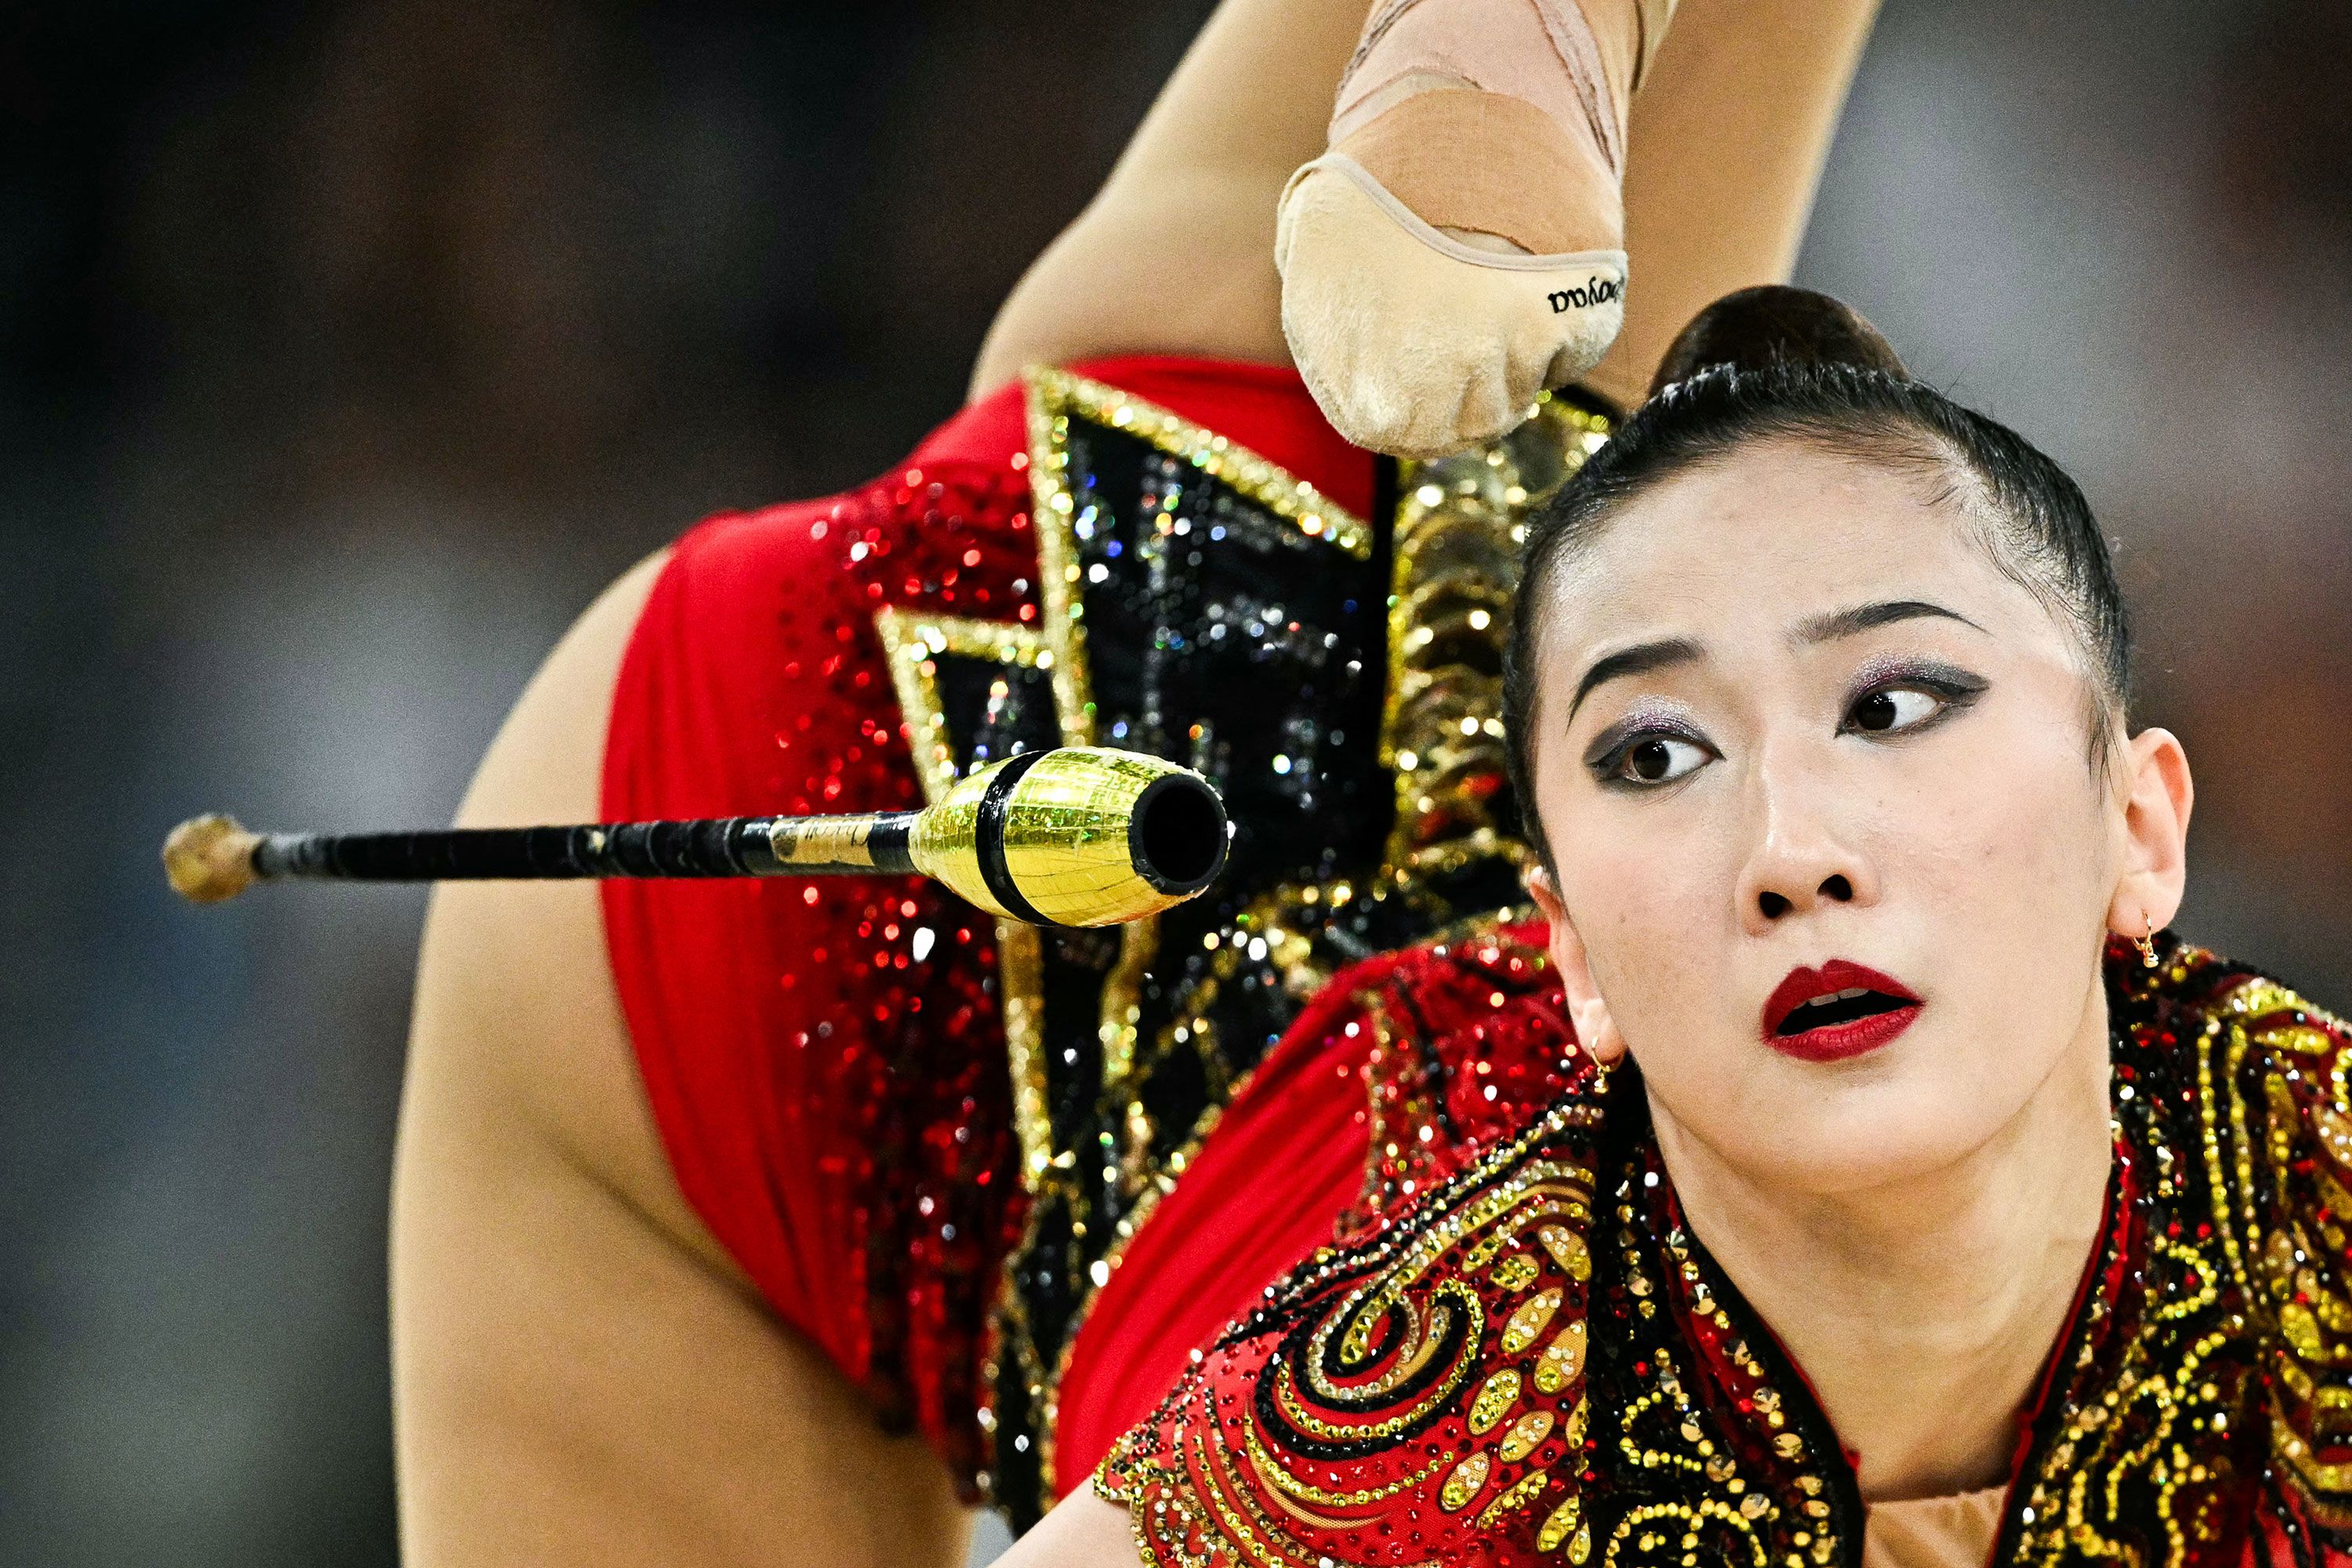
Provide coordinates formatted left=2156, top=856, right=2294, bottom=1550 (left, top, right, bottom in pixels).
left=872, top=607, right=1055, bottom=800
left=1440, top=1450, right=1493, bottom=1512
left=1379, top=393, right=1610, bottom=877
left=1479, top=1465, right=1555, bottom=1527
left=1468, top=1369, right=1523, bottom=1434
left=1500, top=1408, right=1557, bottom=1463
left=1534, top=1319, right=1588, bottom=1394
left=1025, top=364, right=1374, bottom=564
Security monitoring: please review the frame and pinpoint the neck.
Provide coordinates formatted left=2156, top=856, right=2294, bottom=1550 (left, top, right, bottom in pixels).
left=1647, top=996, right=2115, bottom=1504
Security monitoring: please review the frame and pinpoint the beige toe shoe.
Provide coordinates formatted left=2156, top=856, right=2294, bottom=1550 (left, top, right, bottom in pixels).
left=1276, top=154, right=1626, bottom=459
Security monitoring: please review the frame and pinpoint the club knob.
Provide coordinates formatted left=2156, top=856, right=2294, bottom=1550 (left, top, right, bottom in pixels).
left=910, top=746, right=1229, bottom=927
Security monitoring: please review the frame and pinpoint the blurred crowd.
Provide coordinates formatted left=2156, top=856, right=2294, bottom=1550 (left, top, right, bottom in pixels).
left=2, top=1, right=2343, bottom=1562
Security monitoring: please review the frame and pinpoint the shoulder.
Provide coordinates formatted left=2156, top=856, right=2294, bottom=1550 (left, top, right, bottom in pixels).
left=1323, top=923, right=1588, bottom=1231
left=2184, top=949, right=2352, bottom=1278
left=1097, top=936, right=1606, bottom=1568
left=2164, top=946, right=2352, bottom=1525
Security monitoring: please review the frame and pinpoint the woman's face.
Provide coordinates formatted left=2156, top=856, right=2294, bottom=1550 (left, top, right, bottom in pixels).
left=1523, top=438, right=2183, bottom=1194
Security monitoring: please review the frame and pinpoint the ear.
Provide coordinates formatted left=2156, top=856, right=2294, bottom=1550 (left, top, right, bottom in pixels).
left=2106, top=727, right=2194, bottom=940
left=1525, top=864, right=1628, bottom=1067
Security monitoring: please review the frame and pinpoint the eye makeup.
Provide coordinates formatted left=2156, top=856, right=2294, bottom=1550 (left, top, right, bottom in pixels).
left=1581, top=699, right=1716, bottom=788
left=1838, top=654, right=1989, bottom=737
left=1845, top=652, right=1987, bottom=695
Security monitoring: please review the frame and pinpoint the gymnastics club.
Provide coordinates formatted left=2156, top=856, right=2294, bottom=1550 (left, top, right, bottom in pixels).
left=162, top=745, right=1228, bottom=930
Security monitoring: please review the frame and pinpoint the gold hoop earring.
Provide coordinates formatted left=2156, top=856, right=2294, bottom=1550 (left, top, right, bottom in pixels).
left=2135, top=914, right=2158, bottom=969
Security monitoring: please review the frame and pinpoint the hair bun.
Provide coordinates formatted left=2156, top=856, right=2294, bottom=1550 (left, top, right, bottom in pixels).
left=1646, top=285, right=1907, bottom=397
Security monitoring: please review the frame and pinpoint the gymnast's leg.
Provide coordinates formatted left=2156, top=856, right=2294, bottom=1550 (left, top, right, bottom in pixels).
left=975, top=0, right=1883, bottom=434
left=1581, top=0, right=1882, bottom=412
left=396, top=554, right=981, bottom=1568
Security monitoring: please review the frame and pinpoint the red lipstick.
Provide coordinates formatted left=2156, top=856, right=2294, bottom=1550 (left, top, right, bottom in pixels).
left=1760, top=960, right=1922, bottom=1062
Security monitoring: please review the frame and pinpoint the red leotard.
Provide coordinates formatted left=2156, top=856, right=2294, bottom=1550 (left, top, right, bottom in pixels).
left=601, top=358, right=1417, bottom=1500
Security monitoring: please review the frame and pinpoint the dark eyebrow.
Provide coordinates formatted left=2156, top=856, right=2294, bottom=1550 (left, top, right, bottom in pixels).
left=1566, top=637, right=1704, bottom=722
left=1792, top=599, right=1985, bottom=644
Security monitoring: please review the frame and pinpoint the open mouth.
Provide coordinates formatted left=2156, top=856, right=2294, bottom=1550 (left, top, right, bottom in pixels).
left=1760, top=961, right=1922, bottom=1062
left=1773, top=986, right=1913, bottom=1036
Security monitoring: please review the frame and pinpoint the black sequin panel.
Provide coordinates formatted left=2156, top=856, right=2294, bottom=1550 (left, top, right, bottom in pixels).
left=883, top=370, right=1611, bottom=1523
left=992, top=376, right=1392, bottom=1520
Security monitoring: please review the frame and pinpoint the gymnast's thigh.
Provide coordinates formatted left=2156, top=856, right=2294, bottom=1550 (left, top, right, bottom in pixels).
left=393, top=551, right=974, bottom=1568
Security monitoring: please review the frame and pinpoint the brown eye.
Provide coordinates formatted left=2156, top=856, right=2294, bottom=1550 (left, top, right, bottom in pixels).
left=1849, top=686, right=1943, bottom=735
left=1616, top=735, right=1708, bottom=784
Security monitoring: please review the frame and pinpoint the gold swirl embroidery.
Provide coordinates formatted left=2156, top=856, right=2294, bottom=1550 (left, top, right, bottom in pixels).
left=1478, top=1465, right=1554, bottom=1526
left=2035, top=1329, right=2235, bottom=1567
left=2005, top=974, right=2266, bottom=1568
left=1441, top=1451, right=1493, bottom=1512
left=1469, top=1370, right=1523, bottom=1435
left=2225, top=975, right=2352, bottom=1515
left=1602, top=1499, right=1771, bottom=1568
left=2194, top=1014, right=2256, bottom=1306
left=1617, top=1387, right=1710, bottom=1478
left=1503, top=1288, right=1565, bottom=1354
left=1207, top=1421, right=1369, bottom=1554
left=1241, top=1407, right=1451, bottom=1508
left=1202, top=1426, right=1334, bottom=1567
left=1535, top=1319, right=1589, bottom=1394
left=1342, top=1170, right=1593, bottom=1334
left=1136, top=1101, right=1603, bottom=1562
left=1301, top=1162, right=1591, bottom=1421
left=2149, top=1235, right=2220, bottom=1323
left=1500, top=1408, right=1557, bottom=1462
left=1274, top=1291, right=1480, bottom=1439
left=1601, top=1266, right=1822, bottom=1567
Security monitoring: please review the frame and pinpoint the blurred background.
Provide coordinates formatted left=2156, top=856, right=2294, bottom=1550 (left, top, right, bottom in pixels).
left=2, top=0, right=2344, bottom=1562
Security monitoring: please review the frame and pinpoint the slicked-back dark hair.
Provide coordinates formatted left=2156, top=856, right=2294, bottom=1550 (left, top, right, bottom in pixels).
left=1501, top=287, right=2132, bottom=870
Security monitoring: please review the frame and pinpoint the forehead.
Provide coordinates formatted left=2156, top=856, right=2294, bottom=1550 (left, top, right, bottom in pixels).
left=1543, top=439, right=2046, bottom=652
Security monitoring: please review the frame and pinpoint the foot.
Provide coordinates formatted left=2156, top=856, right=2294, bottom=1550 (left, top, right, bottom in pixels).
left=1278, top=0, right=1674, bottom=456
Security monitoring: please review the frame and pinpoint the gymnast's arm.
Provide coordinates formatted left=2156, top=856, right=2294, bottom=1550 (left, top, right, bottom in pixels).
left=993, top=1480, right=1142, bottom=1566
left=390, top=551, right=974, bottom=1568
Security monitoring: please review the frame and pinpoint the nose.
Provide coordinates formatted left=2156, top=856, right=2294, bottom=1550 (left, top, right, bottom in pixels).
left=1734, top=742, right=1878, bottom=933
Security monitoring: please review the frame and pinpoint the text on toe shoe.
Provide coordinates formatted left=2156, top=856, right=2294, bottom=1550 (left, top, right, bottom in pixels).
left=1548, top=277, right=1624, bottom=313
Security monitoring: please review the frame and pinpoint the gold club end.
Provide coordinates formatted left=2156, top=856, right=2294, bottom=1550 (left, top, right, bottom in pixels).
left=163, top=814, right=263, bottom=904
left=910, top=746, right=1228, bottom=927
